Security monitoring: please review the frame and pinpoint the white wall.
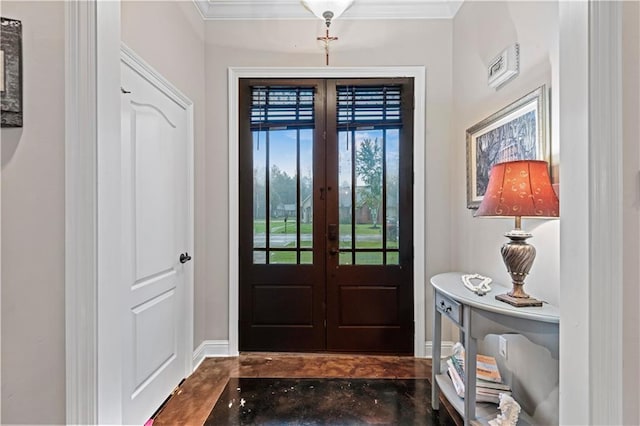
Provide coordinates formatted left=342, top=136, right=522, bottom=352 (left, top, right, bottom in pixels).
left=121, top=0, right=206, bottom=349
left=622, top=1, right=640, bottom=423
left=451, top=0, right=559, bottom=304
left=1, top=2, right=66, bottom=423
left=451, top=1, right=559, bottom=423
left=204, top=18, right=454, bottom=343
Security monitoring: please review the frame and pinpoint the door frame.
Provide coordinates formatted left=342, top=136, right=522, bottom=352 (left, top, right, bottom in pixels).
left=64, top=1, right=194, bottom=421
left=228, top=67, right=426, bottom=357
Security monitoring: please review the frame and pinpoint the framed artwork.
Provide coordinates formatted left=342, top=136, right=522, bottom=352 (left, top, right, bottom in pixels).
left=1, top=17, right=23, bottom=128
left=466, top=85, right=548, bottom=209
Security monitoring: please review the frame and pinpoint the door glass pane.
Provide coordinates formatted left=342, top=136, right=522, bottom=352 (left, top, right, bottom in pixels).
left=300, top=129, right=314, bottom=252
left=339, top=252, right=352, bottom=265
left=355, top=130, right=383, bottom=251
left=250, top=85, right=316, bottom=265
left=253, top=251, right=266, bottom=264
left=336, top=84, right=407, bottom=267
left=355, top=252, right=383, bottom=265
left=269, top=129, right=298, bottom=251
left=270, top=251, right=297, bottom=264
left=300, top=251, right=313, bottom=264
left=386, top=129, right=400, bottom=250
left=253, top=131, right=267, bottom=248
left=339, top=131, right=353, bottom=250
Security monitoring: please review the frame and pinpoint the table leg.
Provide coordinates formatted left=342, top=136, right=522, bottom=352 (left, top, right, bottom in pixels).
left=463, top=307, right=477, bottom=425
left=432, top=290, right=442, bottom=410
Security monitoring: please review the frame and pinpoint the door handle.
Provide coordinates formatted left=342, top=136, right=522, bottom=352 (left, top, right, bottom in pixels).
left=179, top=252, right=192, bottom=264
left=329, top=248, right=339, bottom=256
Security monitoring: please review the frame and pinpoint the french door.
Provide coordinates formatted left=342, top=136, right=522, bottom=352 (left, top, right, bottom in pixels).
left=239, top=78, right=414, bottom=353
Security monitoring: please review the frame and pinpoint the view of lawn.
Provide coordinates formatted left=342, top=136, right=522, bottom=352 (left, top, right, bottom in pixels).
left=253, top=219, right=395, bottom=237
left=261, top=250, right=399, bottom=265
left=254, top=219, right=399, bottom=265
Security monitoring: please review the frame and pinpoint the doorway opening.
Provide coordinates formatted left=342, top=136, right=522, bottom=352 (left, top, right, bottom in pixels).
left=238, top=78, right=414, bottom=354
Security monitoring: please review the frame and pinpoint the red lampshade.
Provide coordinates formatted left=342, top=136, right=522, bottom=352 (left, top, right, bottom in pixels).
left=475, top=160, right=559, bottom=218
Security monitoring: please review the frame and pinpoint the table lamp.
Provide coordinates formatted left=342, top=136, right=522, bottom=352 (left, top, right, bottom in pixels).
left=475, top=160, right=559, bottom=307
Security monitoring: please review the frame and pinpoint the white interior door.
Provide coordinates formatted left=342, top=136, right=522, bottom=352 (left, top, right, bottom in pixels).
left=120, top=55, right=191, bottom=425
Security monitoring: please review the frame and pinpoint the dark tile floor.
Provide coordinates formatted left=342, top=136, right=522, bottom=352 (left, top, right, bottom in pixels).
left=205, top=377, right=455, bottom=425
left=153, top=353, right=461, bottom=425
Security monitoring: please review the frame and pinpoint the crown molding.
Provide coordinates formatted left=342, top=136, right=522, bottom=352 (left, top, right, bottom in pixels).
left=193, top=0, right=463, bottom=20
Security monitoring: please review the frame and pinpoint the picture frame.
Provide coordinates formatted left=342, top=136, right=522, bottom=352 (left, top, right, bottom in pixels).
left=1, top=17, right=23, bottom=128
left=466, top=85, right=548, bottom=209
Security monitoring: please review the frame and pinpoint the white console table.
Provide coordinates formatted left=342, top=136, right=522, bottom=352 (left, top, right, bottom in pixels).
left=430, top=272, right=559, bottom=425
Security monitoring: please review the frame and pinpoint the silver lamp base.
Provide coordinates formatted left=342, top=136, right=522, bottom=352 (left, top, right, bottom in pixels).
left=497, top=229, right=543, bottom=308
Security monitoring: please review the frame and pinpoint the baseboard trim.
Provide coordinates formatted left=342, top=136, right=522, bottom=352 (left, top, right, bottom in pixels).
left=192, top=340, right=230, bottom=371
left=424, top=341, right=455, bottom=359
left=191, top=340, right=453, bottom=370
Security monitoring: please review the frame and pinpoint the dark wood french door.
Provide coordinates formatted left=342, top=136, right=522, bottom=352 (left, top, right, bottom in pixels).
left=239, top=78, right=414, bottom=354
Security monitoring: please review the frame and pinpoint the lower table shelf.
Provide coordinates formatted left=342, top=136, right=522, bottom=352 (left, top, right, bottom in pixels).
left=434, top=371, right=533, bottom=426
left=431, top=273, right=559, bottom=425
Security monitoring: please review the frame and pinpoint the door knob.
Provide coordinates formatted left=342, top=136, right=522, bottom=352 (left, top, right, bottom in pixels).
left=179, top=252, right=192, bottom=264
left=329, top=248, right=339, bottom=256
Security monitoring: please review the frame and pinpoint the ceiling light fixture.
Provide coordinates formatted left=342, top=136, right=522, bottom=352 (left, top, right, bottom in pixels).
left=301, top=0, right=354, bottom=65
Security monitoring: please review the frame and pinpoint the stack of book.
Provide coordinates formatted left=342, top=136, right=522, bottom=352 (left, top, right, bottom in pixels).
left=445, top=353, right=511, bottom=404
